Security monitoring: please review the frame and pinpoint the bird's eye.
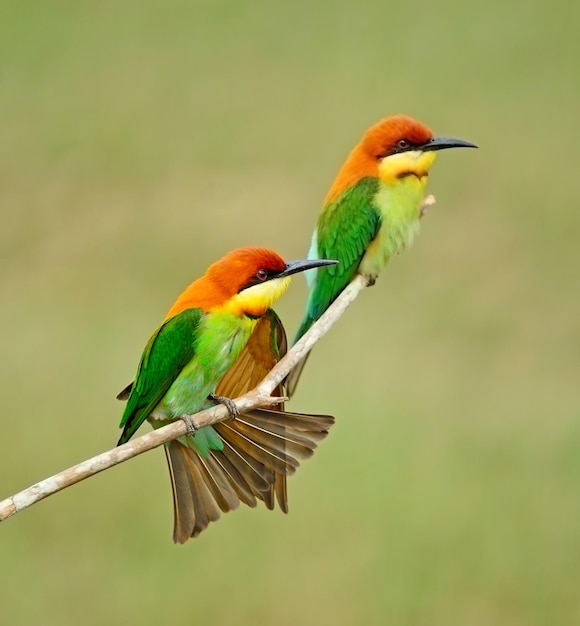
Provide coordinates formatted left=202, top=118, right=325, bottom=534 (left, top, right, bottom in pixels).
left=256, top=269, right=268, bottom=281
left=396, top=139, right=410, bottom=151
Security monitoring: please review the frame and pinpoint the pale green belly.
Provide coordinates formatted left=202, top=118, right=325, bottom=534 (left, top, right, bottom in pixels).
left=359, top=177, right=426, bottom=278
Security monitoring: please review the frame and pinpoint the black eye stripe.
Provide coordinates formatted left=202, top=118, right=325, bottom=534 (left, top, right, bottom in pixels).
left=239, top=267, right=283, bottom=292
left=377, top=138, right=420, bottom=159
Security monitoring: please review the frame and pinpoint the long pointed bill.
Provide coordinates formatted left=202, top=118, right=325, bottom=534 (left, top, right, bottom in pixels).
left=278, top=258, right=338, bottom=278
left=421, top=136, right=479, bottom=152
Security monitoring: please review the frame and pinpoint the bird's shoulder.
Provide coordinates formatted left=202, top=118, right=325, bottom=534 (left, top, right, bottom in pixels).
left=316, top=176, right=381, bottom=278
left=119, top=308, right=204, bottom=432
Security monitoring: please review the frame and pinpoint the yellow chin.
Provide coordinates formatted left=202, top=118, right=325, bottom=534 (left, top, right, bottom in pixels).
left=226, top=276, right=291, bottom=317
left=378, top=150, right=437, bottom=181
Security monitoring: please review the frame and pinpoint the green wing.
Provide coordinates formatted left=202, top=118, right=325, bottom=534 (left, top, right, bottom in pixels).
left=117, top=308, right=203, bottom=445
left=295, top=177, right=380, bottom=340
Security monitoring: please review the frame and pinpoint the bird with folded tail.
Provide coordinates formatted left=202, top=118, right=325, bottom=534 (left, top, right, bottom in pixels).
left=287, top=114, right=478, bottom=396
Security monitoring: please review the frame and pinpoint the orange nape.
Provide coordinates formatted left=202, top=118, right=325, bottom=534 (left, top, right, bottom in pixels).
left=324, top=114, right=433, bottom=205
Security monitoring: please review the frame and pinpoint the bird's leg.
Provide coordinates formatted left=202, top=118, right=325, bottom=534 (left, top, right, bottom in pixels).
left=208, top=393, right=239, bottom=419
left=179, top=414, right=196, bottom=436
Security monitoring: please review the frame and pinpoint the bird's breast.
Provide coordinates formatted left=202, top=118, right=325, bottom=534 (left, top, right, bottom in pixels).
left=359, top=177, right=427, bottom=276
left=155, top=313, right=256, bottom=420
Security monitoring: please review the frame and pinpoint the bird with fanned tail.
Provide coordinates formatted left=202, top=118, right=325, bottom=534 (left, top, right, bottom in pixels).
left=117, top=248, right=337, bottom=542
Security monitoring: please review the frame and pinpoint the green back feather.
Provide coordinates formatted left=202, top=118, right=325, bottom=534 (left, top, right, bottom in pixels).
left=294, top=177, right=380, bottom=341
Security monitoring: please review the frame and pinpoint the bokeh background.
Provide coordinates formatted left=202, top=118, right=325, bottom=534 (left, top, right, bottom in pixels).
left=2, top=1, right=579, bottom=624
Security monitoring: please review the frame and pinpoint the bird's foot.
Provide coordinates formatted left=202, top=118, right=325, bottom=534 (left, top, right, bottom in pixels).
left=365, top=274, right=378, bottom=287
left=208, top=393, right=239, bottom=419
left=420, top=194, right=436, bottom=218
left=179, top=414, right=196, bottom=436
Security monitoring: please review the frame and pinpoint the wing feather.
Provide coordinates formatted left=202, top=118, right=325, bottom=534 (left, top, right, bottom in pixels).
left=301, top=177, right=380, bottom=332
left=118, top=308, right=202, bottom=444
left=286, top=178, right=380, bottom=396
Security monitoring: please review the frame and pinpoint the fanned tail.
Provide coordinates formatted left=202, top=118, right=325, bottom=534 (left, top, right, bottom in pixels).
left=215, top=408, right=333, bottom=512
left=119, top=310, right=335, bottom=543
left=164, top=408, right=334, bottom=543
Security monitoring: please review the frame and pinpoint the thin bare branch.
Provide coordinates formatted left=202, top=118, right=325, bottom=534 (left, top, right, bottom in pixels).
left=0, top=193, right=436, bottom=524
left=0, top=274, right=370, bottom=522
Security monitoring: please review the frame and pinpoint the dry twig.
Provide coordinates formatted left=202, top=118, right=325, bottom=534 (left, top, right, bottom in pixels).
left=0, top=274, right=370, bottom=522
left=0, top=193, right=436, bottom=524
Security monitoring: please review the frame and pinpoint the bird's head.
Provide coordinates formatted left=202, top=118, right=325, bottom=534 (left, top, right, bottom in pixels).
left=210, top=248, right=337, bottom=318
left=166, top=248, right=337, bottom=320
left=325, top=114, right=477, bottom=203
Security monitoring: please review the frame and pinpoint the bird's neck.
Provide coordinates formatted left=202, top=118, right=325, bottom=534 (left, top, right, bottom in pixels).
left=203, top=307, right=258, bottom=335
left=165, top=275, right=290, bottom=321
left=323, top=149, right=436, bottom=207
left=164, top=275, right=225, bottom=321
left=373, top=150, right=435, bottom=227
left=378, top=150, right=436, bottom=182
left=324, top=150, right=377, bottom=206
left=222, top=276, right=291, bottom=318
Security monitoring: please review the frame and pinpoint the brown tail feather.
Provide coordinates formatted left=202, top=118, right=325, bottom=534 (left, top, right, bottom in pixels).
left=195, top=453, right=241, bottom=513
left=243, top=409, right=334, bottom=431
left=218, top=436, right=276, bottom=488
left=216, top=422, right=297, bottom=476
left=163, top=408, right=334, bottom=542
left=274, top=474, right=288, bottom=513
left=165, top=442, right=223, bottom=542
left=237, top=410, right=334, bottom=456
left=216, top=408, right=334, bottom=511
left=285, top=353, right=311, bottom=399
left=209, top=449, right=260, bottom=508
left=222, top=419, right=312, bottom=468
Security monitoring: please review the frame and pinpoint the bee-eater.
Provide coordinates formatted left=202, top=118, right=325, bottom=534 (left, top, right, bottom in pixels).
left=117, top=248, right=336, bottom=542
left=287, top=114, right=478, bottom=395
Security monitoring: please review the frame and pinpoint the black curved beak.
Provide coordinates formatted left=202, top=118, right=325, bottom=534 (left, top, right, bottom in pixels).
left=422, top=136, right=479, bottom=152
left=279, top=258, right=338, bottom=278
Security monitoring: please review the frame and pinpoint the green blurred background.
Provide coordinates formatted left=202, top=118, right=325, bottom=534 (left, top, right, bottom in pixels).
left=1, top=1, right=579, bottom=624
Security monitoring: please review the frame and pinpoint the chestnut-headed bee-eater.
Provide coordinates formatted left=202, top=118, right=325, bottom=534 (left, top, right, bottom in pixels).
left=117, top=248, right=336, bottom=542
left=287, top=114, right=478, bottom=395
